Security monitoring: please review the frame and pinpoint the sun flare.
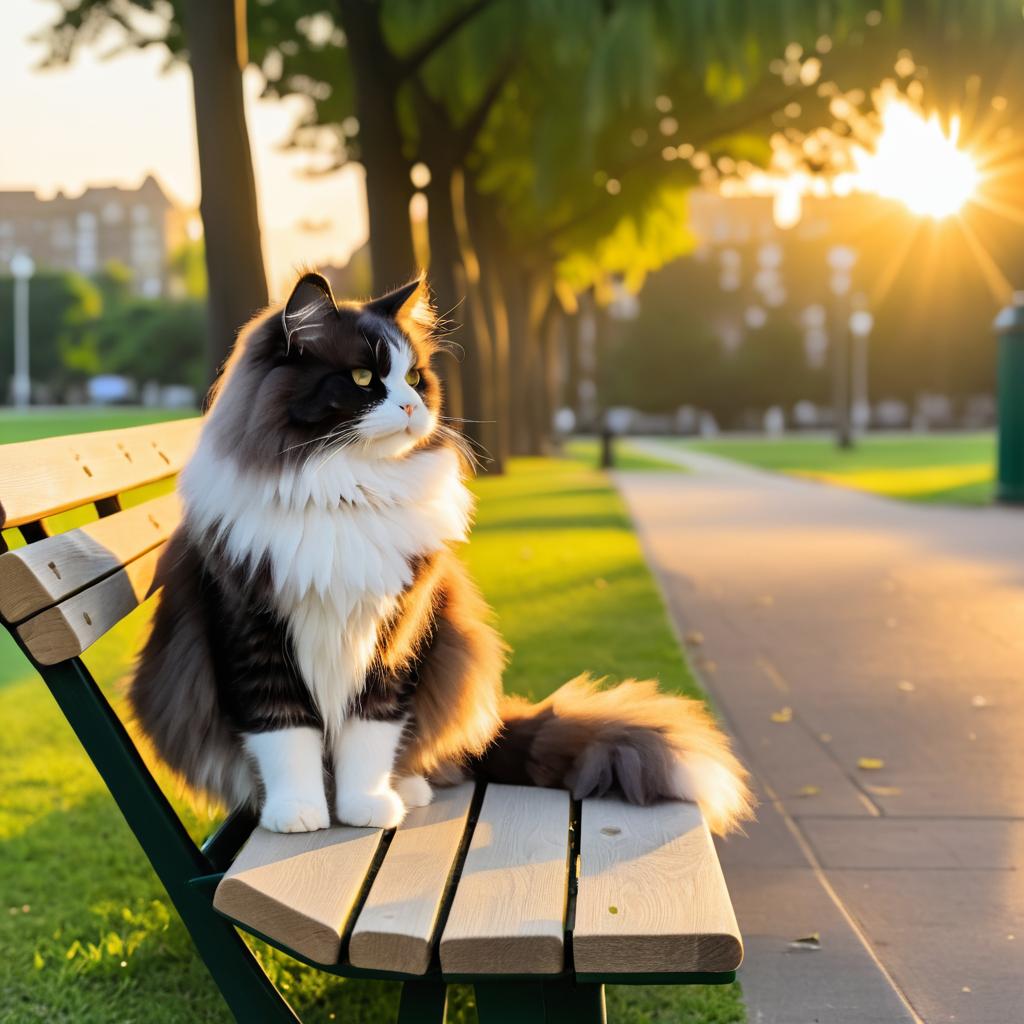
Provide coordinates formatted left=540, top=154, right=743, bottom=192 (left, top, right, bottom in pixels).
left=849, top=99, right=980, bottom=218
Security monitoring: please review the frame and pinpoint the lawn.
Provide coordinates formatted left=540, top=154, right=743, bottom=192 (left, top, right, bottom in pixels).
left=675, top=432, right=996, bottom=504
left=565, top=437, right=688, bottom=473
left=0, top=412, right=742, bottom=1023
left=0, top=406, right=195, bottom=445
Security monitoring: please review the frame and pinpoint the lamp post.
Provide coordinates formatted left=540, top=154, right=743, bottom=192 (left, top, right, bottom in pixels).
left=10, top=250, right=35, bottom=409
left=849, top=309, right=875, bottom=436
left=827, top=245, right=858, bottom=449
left=994, top=292, right=1024, bottom=503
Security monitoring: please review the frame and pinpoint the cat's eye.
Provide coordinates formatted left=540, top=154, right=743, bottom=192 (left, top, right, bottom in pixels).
left=351, top=368, right=373, bottom=386
left=405, top=369, right=421, bottom=387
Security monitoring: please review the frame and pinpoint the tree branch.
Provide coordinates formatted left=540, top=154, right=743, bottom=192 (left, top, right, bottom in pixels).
left=397, top=0, right=497, bottom=78
left=534, top=81, right=817, bottom=248
left=452, top=59, right=514, bottom=160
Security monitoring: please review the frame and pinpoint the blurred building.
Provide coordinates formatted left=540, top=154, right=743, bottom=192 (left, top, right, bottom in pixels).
left=0, top=175, right=187, bottom=296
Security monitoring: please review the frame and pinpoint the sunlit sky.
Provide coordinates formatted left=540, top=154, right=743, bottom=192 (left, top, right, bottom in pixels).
left=1, top=0, right=368, bottom=298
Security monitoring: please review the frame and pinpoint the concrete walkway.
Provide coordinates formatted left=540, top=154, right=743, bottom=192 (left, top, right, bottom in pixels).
left=616, top=441, right=1024, bottom=1024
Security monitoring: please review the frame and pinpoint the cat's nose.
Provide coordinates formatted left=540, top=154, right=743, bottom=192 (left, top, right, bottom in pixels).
left=402, top=403, right=415, bottom=417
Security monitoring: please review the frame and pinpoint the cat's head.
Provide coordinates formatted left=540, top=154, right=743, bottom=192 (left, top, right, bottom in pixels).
left=205, top=272, right=445, bottom=469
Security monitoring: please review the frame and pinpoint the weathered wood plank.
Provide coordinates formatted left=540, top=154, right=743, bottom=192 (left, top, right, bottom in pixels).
left=0, top=493, right=181, bottom=622
left=349, top=783, right=475, bottom=975
left=214, top=825, right=383, bottom=966
left=17, top=545, right=163, bottom=665
left=439, top=784, right=570, bottom=976
left=0, top=418, right=199, bottom=528
left=573, top=798, right=742, bottom=974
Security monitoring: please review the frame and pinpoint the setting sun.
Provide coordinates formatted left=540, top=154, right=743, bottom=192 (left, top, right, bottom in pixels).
left=849, top=98, right=980, bottom=218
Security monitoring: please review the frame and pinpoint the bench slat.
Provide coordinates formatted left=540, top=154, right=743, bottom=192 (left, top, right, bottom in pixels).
left=572, top=798, right=743, bottom=974
left=0, top=493, right=181, bottom=623
left=349, top=782, right=475, bottom=975
left=213, top=824, right=383, bottom=965
left=439, top=784, right=570, bottom=975
left=17, top=544, right=163, bottom=665
left=0, top=418, right=199, bottom=528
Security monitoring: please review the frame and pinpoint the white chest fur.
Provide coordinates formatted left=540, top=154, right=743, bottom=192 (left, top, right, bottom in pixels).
left=180, top=443, right=472, bottom=734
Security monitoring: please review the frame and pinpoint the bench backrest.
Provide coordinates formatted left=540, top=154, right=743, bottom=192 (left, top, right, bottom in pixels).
left=0, top=418, right=200, bottom=665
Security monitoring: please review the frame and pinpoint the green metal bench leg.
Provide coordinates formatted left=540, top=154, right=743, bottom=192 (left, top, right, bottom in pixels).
left=543, top=978, right=607, bottom=1023
left=36, top=658, right=298, bottom=1023
left=474, top=981, right=546, bottom=1023
left=397, top=979, right=448, bottom=1023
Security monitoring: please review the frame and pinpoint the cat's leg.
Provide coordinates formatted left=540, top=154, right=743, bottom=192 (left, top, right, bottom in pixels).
left=332, top=717, right=407, bottom=828
left=394, top=773, right=433, bottom=808
left=245, top=727, right=330, bottom=833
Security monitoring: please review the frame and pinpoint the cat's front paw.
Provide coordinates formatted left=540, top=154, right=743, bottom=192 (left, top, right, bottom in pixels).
left=260, top=794, right=331, bottom=833
left=336, top=787, right=406, bottom=828
left=395, top=774, right=434, bottom=809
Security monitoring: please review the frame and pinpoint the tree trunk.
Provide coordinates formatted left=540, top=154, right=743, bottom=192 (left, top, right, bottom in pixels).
left=538, top=299, right=563, bottom=453
left=451, top=169, right=500, bottom=470
left=523, top=273, right=554, bottom=455
left=502, top=262, right=531, bottom=456
left=336, top=0, right=416, bottom=291
left=181, top=0, right=268, bottom=386
left=470, top=195, right=510, bottom=472
left=423, top=171, right=464, bottom=421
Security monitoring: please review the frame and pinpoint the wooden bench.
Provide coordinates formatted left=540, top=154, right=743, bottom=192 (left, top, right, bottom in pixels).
left=0, top=419, right=743, bottom=1023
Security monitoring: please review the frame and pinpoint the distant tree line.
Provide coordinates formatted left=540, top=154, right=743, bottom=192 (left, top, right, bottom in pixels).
left=0, top=251, right=207, bottom=402
left=602, top=246, right=1001, bottom=430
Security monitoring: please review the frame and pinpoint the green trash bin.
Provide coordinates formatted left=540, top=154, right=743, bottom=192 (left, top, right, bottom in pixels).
left=996, top=292, right=1024, bottom=504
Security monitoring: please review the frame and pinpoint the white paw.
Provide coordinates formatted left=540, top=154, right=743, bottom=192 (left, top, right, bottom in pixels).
left=260, top=794, right=330, bottom=833
left=336, top=787, right=407, bottom=828
left=395, top=774, right=434, bottom=809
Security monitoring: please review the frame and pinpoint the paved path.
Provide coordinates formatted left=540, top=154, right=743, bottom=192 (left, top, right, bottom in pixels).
left=616, top=442, right=1024, bottom=1024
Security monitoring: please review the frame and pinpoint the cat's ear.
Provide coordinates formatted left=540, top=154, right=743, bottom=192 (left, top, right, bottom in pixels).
left=282, top=272, right=337, bottom=350
left=366, top=276, right=436, bottom=335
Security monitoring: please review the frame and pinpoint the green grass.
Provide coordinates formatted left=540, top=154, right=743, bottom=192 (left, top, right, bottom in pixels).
left=0, top=407, right=195, bottom=445
left=675, top=432, right=996, bottom=504
left=0, top=410, right=743, bottom=1023
left=564, top=437, right=688, bottom=473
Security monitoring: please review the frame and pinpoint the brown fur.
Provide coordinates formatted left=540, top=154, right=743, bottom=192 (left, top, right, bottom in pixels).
left=469, top=676, right=754, bottom=835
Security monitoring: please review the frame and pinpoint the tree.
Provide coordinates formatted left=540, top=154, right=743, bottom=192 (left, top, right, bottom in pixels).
left=42, top=0, right=269, bottom=384
left=92, top=298, right=208, bottom=391
left=180, top=0, right=268, bottom=380
left=40, top=0, right=1024, bottom=450
left=0, top=271, right=103, bottom=397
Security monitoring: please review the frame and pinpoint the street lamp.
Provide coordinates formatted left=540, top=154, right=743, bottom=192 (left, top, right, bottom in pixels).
left=849, top=309, right=875, bottom=435
left=10, top=250, right=35, bottom=410
left=827, top=245, right=858, bottom=448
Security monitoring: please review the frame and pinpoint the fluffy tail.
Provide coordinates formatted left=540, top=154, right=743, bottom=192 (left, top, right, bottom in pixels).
left=467, top=675, right=754, bottom=835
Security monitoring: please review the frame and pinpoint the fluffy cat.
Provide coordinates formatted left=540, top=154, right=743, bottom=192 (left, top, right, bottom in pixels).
left=130, top=272, right=753, bottom=836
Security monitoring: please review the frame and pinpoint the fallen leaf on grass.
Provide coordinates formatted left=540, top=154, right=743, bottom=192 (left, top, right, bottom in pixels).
left=770, top=706, right=793, bottom=723
left=787, top=933, right=821, bottom=952
left=857, top=757, right=885, bottom=771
